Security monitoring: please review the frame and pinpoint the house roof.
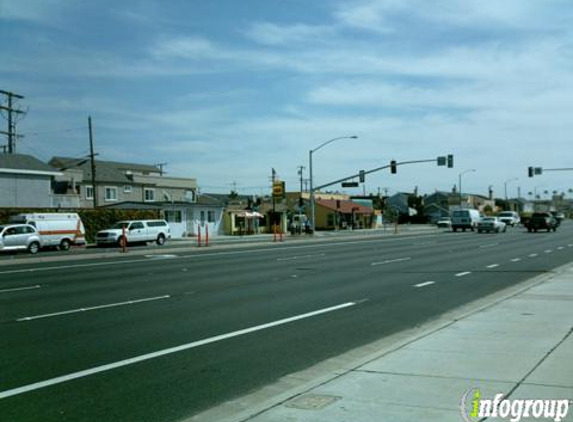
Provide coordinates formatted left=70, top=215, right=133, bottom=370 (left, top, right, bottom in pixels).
left=0, top=153, right=59, bottom=174
left=49, top=156, right=163, bottom=184
left=316, top=199, right=373, bottom=214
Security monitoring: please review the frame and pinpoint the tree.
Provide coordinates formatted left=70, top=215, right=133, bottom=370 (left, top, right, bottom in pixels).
left=483, top=205, right=493, bottom=216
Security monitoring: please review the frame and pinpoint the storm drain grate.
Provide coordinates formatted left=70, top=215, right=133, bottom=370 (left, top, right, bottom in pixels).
left=285, top=394, right=341, bottom=410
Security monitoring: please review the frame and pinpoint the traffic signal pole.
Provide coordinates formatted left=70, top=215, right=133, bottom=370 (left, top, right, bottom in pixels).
left=313, top=157, right=450, bottom=192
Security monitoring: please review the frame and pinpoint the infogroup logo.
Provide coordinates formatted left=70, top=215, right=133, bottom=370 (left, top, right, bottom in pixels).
left=460, top=388, right=571, bottom=422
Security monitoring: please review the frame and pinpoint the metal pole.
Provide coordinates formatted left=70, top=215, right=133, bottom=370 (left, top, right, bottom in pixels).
left=88, top=116, right=97, bottom=208
left=459, top=173, right=462, bottom=207
left=309, top=150, right=315, bottom=233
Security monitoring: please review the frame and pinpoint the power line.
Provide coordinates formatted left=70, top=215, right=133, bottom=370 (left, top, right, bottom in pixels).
left=24, top=126, right=87, bottom=137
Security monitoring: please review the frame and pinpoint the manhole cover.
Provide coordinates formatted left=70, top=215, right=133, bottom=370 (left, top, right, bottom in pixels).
left=285, top=394, right=341, bottom=410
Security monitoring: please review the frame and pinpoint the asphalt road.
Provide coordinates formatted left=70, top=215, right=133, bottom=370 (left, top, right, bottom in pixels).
left=1, top=223, right=573, bottom=422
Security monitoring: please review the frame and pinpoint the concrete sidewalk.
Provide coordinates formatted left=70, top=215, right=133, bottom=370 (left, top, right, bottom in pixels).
left=192, top=264, right=573, bottom=422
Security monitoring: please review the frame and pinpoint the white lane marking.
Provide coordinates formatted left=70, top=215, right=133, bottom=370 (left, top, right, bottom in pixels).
left=16, top=295, right=170, bottom=322
left=0, top=234, right=443, bottom=275
left=544, top=250, right=553, bottom=253
left=486, top=264, right=499, bottom=269
left=480, top=243, right=499, bottom=248
left=510, top=258, right=521, bottom=262
left=371, top=257, right=411, bottom=266
left=456, top=272, right=471, bottom=277
left=568, top=244, right=573, bottom=247
left=0, top=301, right=357, bottom=399
left=145, top=254, right=178, bottom=259
left=277, top=253, right=325, bottom=262
left=529, top=254, right=538, bottom=257
left=0, top=285, right=41, bottom=294
left=414, top=281, right=435, bottom=288
left=557, top=247, right=564, bottom=250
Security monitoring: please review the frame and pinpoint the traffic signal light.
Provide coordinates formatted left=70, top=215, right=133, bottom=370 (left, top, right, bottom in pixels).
left=390, top=160, right=397, bottom=174
left=359, top=170, right=365, bottom=183
left=528, top=166, right=534, bottom=177
left=447, top=154, right=454, bottom=168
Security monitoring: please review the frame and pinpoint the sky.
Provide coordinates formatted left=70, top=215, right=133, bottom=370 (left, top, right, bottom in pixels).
left=1, top=0, right=572, bottom=198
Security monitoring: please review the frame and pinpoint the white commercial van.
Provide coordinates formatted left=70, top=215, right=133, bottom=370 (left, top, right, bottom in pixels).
left=10, top=213, right=86, bottom=250
left=451, top=209, right=481, bottom=232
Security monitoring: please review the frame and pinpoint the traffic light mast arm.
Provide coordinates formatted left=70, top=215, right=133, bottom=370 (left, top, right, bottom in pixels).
left=543, top=167, right=573, bottom=172
left=313, top=158, right=440, bottom=191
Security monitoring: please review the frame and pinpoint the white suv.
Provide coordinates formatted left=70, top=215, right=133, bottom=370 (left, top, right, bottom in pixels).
left=0, top=224, right=42, bottom=254
left=95, top=220, right=171, bottom=247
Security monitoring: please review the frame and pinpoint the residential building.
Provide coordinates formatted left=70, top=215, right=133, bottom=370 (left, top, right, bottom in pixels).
left=314, top=198, right=374, bottom=230
left=0, top=153, right=61, bottom=208
left=49, top=156, right=198, bottom=209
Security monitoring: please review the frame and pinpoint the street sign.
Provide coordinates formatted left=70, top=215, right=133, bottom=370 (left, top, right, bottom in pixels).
left=342, top=182, right=359, bottom=187
left=272, top=181, right=285, bottom=199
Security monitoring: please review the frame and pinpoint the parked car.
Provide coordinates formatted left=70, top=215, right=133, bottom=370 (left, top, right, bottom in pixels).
left=497, top=211, right=520, bottom=227
left=524, top=212, right=558, bottom=232
left=451, top=209, right=481, bottom=232
left=0, top=224, right=42, bottom=254
left=436, top=217, right=452, bottom=228
left=9, top=213, right=86, bottom=251
left=95, top=220, right=171, bottom=247
left=477, top=217, right=507, bottom=233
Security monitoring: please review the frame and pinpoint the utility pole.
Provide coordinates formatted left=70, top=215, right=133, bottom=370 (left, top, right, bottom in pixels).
left=0, top=90, right=25, bottom=153
left=155, top=162, right=168, bottom=176
left=297, top=165, right=305, bottom=192
left=88, top=116, right=98, bottom=208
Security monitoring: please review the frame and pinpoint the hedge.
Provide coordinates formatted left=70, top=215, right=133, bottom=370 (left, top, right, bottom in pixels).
left=0, top=208, right=161, bottom=243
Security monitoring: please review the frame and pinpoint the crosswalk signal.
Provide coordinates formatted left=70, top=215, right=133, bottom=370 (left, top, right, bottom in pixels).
left=528, top=166, right=534, bottom=177
left=447, top=154, right=454, bottom=168
left=390, top=160, right=397, bottom=174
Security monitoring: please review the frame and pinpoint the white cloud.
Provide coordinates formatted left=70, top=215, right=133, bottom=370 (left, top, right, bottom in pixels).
left=245, top=22, right=335, bottom=46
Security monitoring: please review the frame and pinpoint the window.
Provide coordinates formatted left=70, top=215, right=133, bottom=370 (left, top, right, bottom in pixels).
left=200, top=211, right=206, bottom=222
left=85, top=185, right=94, bottom=200
left=165, top=211, right=182, bottom=223
left=124, top=185, right=132, bottom=193
left=208, top=210, right=215, bottom=223
left=144, top=188, right=155, bottom=202
left=147, top=220, right=168, bottom=227
left=105, top=187, right=118, bottom=202
left=130, top=222, right=144, bottom=230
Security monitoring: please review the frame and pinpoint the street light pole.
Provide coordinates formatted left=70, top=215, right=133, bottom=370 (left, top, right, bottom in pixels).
left=309, top=136, right=358, bottom=232
left=458, top=169, right=476, bottom=208
left=504, top=178, right=518, bottom=200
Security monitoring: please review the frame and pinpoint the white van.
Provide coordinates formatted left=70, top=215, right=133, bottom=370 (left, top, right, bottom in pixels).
left=10, top=213, right=86, bottom=250
left=451, top=209, right=481, bottom=232
left=95, top=220, right=171, bottom=246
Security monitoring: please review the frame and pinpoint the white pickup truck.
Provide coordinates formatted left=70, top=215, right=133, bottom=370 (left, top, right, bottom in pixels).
left=95, top=220, right=171, bottom=246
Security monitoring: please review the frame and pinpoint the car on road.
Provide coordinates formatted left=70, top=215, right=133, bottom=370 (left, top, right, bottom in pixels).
left=95, top=219, right=171, bottom=247
left=550, top=211, right=565, bottom=227
left=477, top=217, right=507, bottom=233
left=436, top=217, right=452, bottom=228
left=524, top=212, right=558, bottom=232
left=451, top=209, right=481, bottom=232
left=0, top=224, right=42, bottom=254
left=497, top=211, right=520, bottom=227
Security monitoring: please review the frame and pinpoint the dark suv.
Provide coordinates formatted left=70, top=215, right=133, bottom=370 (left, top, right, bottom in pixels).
left=524, top=212, right=558, bottom=232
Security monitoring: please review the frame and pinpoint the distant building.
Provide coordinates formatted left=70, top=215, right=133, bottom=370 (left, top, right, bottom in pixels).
left=0, top=153, right=61, bottom=208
